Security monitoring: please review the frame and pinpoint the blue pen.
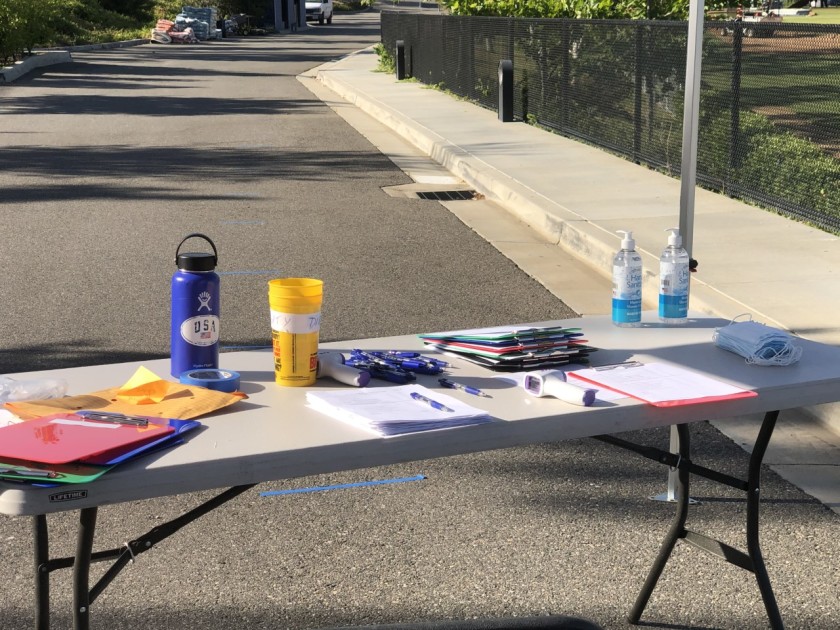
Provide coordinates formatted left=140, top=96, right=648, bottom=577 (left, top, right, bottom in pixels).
left=410, top=392, right=454, bottom=413
left=399, top=359, right=444, bottom=374
left=438, top=378, right=490, bottom=397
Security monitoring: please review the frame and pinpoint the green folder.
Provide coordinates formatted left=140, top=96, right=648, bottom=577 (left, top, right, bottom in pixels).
left=0, top=459, right=113, bottom=484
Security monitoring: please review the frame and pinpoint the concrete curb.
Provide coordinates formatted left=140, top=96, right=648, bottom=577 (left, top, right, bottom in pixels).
left=53, top=38, right=149, bottom=53
left=1, top=39, right=147, bottom=84
left=0, top=51, right=71, bottom=84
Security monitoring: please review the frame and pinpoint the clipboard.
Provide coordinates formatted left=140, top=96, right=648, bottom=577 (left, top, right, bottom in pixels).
left=421, top=325, right=594, bottom=371
left=0, top=419, right=200, bottom=484
left=0, top=413, right=176, bottom=465
left=567, top=362, right=758, bottom=407
left=419, top=325, right=582, bottom=341
left=79, top=418, right=200, bottom=465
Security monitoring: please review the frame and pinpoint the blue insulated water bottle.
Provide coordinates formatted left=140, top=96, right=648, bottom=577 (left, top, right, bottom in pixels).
left=171, top=234, right=220, bottom=377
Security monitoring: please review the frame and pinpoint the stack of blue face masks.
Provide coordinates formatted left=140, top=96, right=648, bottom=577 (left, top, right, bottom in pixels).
left=713, top=318, right=803, bottom=366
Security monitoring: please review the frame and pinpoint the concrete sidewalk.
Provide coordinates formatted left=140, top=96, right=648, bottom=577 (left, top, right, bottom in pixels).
left=309, top=46, right=840, bottom=514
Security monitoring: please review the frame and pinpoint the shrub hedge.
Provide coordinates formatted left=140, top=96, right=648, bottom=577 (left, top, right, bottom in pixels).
left=698, top=100, right=840, bottom=225
left=0, top=0, right=65, bottom=63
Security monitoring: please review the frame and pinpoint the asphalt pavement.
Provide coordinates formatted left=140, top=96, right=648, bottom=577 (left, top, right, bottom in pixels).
left=0, top=11, right=838, bottom=630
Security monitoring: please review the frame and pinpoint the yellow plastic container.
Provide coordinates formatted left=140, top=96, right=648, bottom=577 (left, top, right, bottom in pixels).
left=268, top=278, right=323, bottom=387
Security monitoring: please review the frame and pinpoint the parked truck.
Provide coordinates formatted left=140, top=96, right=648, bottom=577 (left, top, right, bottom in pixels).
left=713, top=5, right=783, bottom=37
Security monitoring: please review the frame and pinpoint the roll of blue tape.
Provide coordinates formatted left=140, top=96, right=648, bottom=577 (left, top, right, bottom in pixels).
left=179, top=369, right=241, bottom=393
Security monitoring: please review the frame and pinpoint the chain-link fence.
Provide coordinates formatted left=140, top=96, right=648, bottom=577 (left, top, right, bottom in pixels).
left=381, top=13, right=840, bottom=233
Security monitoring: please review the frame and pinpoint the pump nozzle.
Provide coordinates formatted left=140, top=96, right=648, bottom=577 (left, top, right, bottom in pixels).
left=616, top=230, right=635, bottom=251
left=665, top=227, right=682, bottom=248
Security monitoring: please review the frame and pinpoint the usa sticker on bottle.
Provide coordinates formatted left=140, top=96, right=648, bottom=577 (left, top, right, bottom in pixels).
left=180, top=315, right=220, bottom=346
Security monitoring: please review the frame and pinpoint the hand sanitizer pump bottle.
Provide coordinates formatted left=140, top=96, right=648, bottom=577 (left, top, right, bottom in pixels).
left=658, top=227, right=690, bottom=325
left=612, top=230, right=643, bottom=328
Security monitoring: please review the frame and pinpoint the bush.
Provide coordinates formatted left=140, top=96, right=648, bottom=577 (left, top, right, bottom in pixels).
left=698, top=104, right=774, bottom=184
left=697, top=97, right=840, bottom=226
left=373, top=42, right=396, bottom=74
left=335, top=0, right=374, bottom=9
left=739, top=132, right=840, bottom=221
left=98, top=0, right=156, bottom=21
left=0, top=0, right=67, bottom=63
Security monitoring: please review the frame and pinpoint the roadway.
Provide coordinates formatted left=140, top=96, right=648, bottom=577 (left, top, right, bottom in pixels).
left=0, top=12, right=837, bottom=630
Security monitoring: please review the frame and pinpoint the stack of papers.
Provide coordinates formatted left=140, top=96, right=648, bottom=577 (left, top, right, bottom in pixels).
left=306, top=384, right=493, bottom=437
left=419, top=325, right=594, bottom=371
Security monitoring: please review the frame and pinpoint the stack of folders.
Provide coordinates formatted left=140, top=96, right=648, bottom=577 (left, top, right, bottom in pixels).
left=306, top=384, right=493, bottom=438
left=419, top=325, right=595, bottom=371
left=0, top=412, right=200, bottom=486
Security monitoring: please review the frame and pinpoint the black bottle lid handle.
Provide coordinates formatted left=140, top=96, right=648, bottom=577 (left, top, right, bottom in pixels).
left=175, top=233, right=218, bottom=266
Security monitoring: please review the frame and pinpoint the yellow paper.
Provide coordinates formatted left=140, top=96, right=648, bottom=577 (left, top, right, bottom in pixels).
left=116, top=366, right=173, bottom=404
left=5, top=382, right=246, bottom=421
left=4, top=365, right=246, bottom=421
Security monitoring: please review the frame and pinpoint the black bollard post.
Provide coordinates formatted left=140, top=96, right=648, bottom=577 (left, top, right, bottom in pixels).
left=498, top=59, right=513, bottom=122
left=396, top=40, right=406, bottom=80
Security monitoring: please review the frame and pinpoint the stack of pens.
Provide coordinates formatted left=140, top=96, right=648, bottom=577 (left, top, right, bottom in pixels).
left=345, top=350, right=447, bottom=384
left=419, top=325, right=595, bottom=371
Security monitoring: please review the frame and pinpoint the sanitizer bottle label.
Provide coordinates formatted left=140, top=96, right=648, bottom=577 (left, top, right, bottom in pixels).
left=659, top=262, right=689, bottom=318
left=613, top=265, right=642, bottom=323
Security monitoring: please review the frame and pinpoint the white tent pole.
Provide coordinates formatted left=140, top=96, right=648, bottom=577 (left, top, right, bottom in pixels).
left=651, top=3, right=704, bottom=504
left=678, top=0, right=705, bottom=257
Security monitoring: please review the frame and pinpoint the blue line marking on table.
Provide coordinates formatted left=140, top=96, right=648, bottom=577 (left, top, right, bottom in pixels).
left=260, top=475, right=427, bottom=497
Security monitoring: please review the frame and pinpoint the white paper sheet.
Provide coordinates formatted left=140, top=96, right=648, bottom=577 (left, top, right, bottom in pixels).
left=307, top=384, right=493, bottom=437
left=567, top=362, right=756, bottom=407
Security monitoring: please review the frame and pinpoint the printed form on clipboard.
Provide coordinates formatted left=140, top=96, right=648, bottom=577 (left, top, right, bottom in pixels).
left=567, top=362, right=757, bottom=407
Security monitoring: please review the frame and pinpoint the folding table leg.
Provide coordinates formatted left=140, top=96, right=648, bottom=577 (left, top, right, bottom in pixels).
left=747, top=411, right=784, bottom=629
left=34, top=515, right=50, bottom=630
left=616, top=412, right=784, bottom=630
left=27, top=485, right=254, bottom=630
left=73, top=507, right=97, bottom=630
left=627, top=423, right=691, bottom=624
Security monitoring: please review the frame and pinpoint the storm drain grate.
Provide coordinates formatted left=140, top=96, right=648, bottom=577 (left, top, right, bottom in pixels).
left=415, top=190, right=477, bottom=201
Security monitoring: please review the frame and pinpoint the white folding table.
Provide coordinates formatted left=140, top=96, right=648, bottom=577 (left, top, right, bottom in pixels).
left=3, top=313, right=840, bottom=630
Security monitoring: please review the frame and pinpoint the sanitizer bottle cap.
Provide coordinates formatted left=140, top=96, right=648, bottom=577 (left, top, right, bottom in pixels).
left=616, top=230, right=635, bottom=251
left=665, top=227, right=682, bottom=248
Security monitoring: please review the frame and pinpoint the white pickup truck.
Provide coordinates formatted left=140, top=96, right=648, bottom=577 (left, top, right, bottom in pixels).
left=717, top=7, right=782, bottom=38
left=305, top=0, right=333, bottom=25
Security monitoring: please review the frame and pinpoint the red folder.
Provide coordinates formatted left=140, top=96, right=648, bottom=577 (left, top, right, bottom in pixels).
left=0, top=413, right=175, bottom=465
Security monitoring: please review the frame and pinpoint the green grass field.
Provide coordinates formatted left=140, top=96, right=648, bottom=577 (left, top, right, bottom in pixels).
left=702, top=25, right=840, bottom=145
left=782, top=7, right=840, bottom=23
